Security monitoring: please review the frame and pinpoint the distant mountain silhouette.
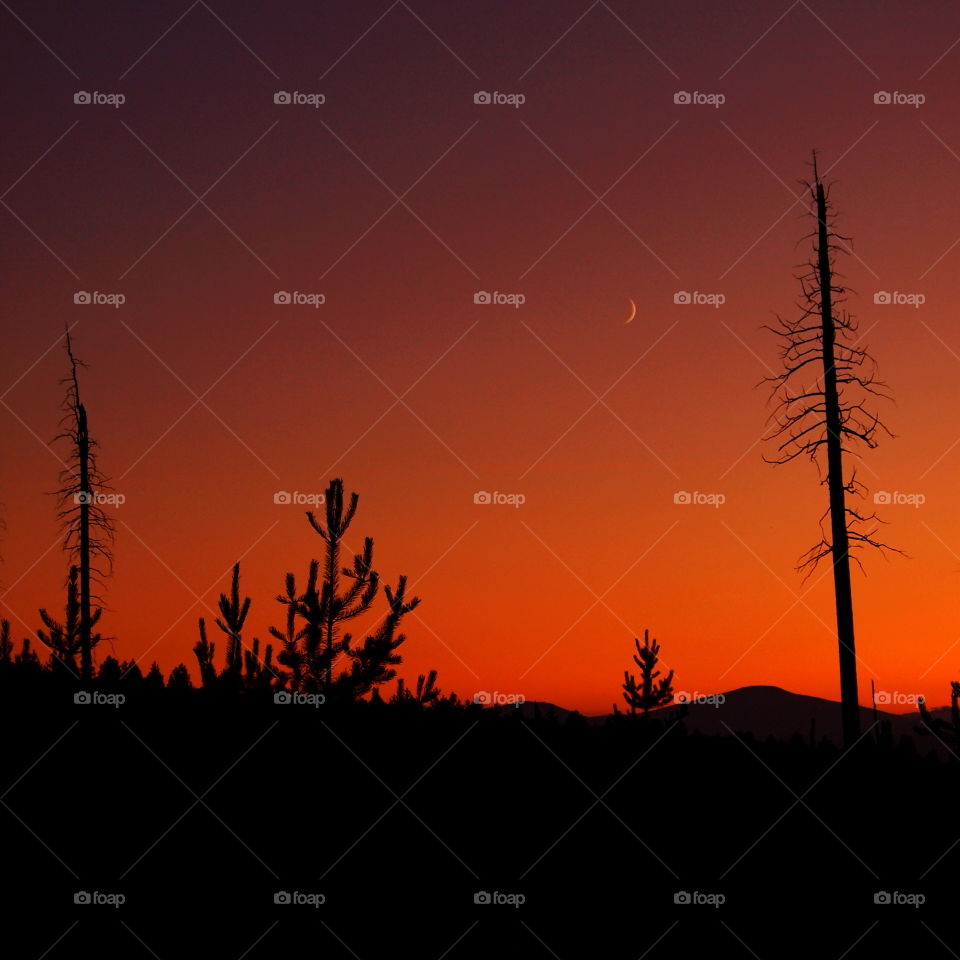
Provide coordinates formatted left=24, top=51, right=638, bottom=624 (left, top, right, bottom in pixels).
left=658, top=685, right=882, bottom=742
left=496, top=686, right=948, bottom=743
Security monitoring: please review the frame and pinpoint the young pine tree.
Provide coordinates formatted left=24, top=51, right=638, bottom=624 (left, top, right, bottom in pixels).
left=622, top=630, right=675, bottom=720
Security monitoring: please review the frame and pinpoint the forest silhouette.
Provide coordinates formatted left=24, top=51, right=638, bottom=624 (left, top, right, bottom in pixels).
left=3, top=158, right=958, bottom=956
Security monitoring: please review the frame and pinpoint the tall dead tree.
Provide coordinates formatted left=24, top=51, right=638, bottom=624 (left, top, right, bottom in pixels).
left=54, top=330, right=115, bottom=681
left=765, top=154, right=896, bottom=748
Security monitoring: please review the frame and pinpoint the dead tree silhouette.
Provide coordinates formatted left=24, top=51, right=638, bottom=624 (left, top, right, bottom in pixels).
left=53, top=329, right=115, bottom=681
left=764, top=153, right=898, bottom=748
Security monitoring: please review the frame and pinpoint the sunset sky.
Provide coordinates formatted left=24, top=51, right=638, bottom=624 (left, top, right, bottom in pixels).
left=4, top=0, right=960, bottom=714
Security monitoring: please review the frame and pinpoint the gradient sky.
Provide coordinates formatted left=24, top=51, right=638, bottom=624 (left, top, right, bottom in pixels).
left=4, top=0, right=960, bottom=714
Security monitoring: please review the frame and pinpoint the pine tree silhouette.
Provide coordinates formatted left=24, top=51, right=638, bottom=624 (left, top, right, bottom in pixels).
left=621, top=630, right=674, bottom=720
left=344, top=575, right=420, bottom=699
left=215, top=562, right=251, bottom=681
left=36, top=564, right=102, bottom=677
left=265, top=481, right=424, bottom=700
left=193, top=617, right=217, bottom=689
left=270, top=571, right=306, bottom=690
left=305, top=479, right=379, bottom=690
left=393, top=669, right=440, bottom=706
left=167, top=663, right=193, bottom=692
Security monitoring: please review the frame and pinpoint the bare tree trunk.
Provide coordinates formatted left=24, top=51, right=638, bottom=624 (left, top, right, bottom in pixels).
left=814, top=179, right=860, bottom=747
left=77, top=402, right=92, bottom=682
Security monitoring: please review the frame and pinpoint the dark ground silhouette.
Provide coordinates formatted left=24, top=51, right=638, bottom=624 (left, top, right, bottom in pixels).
left=2, top=665, right=958, bottom=958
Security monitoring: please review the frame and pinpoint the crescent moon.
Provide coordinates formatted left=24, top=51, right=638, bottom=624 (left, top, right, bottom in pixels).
left=624, top=298, right=637, bottom=324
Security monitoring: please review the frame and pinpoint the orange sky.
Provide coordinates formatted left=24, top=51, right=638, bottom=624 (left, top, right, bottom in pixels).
left=3, top=0, right=960, bottom=714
